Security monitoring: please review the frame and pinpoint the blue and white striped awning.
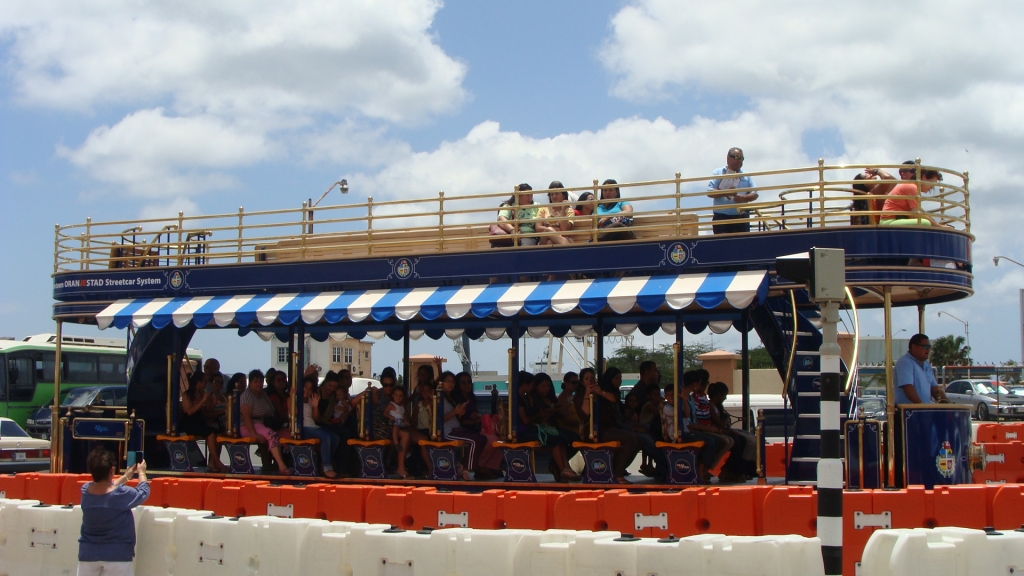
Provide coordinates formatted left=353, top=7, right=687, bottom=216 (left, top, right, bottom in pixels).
left=96, top=271, right=768, bottom=331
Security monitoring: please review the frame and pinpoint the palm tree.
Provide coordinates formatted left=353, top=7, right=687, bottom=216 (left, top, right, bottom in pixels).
left=930, top=334, right=971, bottom=367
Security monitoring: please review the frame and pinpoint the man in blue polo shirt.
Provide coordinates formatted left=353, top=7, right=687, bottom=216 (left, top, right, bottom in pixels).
left=708, top=147, right=759, bottom=234
left=893, top=334, right=949, bottom=404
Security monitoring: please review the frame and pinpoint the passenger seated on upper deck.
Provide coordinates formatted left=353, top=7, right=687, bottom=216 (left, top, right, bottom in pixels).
left=850, top=170, right=897, bottom=225
left=515, top=372, right=581, bottom=482
left=708, top=147, right=758, bottom=234
left=575, top=191, right=595, bottom=216
left=537, top=181, right=575, bottom=246
left=880, top=168, right=943, bottom=226
left=495, top=183, right=544, bottom=246
left=596, top=179, right=635, bottom=241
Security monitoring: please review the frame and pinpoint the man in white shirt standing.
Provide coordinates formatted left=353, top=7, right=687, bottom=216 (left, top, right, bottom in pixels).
left=708, top=147, right=758, bottom=234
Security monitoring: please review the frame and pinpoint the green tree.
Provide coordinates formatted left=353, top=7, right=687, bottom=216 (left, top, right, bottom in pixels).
left=930, top=334, right=971, bottom=367
left=733, top=346, right=776, bottom=370
left=607, top=341, right=712, bottom=379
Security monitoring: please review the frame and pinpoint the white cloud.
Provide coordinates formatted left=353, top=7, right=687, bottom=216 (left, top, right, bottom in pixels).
left=595, top=0, right=1024, bottom=362
left=57, top=109, right=271, bottom=198
left=1, top=1, right=465, bottom=123
left=1, top=0, right=466, bottom=205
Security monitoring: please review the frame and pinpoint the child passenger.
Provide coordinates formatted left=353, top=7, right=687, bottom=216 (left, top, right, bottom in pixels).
left=388, top=387, right=412, bottom=479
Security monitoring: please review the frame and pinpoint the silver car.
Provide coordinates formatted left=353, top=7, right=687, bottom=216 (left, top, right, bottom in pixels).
left=944, top=379, right=1024, bottom=421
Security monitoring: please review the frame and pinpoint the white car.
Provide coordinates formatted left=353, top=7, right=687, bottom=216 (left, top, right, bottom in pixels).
left=0, top=417, right=51, bottom=472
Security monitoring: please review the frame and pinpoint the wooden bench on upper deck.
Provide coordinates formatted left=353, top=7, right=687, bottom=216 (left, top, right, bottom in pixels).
left=255, top=212, right=699, bottom=262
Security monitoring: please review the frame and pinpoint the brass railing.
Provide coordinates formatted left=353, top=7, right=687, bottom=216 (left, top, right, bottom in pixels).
left=53, top=162, right=971, bottom=273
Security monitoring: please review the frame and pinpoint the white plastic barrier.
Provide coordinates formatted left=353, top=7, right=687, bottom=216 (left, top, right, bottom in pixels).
left=2, top=502, right=83, bottom=576
left=168, top=511, right=344, bottom=576
left=511, top=529, right=611, bottom=576
left=569, top=532, right=824, bottom=576
left=861, top=527, right=1024, bottom=576
left=0, top=500, right=832, bottom=576
left=451, top=528, right=534, bottom=576
left=297, top=521, right=390, bottom=576
left=349, top=525, right=466, bottom=576
left=135, top=507, right=212, bottom=576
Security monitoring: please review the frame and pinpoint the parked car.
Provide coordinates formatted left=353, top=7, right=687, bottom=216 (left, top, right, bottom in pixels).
left=944, top=379, right=1024, bottom=420
left=25, top=385, right=128, bottom=439
left=857, top=397, right=888, bottom=420
left=0, top=417, right=51, bottom=472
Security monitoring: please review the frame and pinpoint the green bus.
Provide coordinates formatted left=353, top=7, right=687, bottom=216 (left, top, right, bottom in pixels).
left=0, top=333, right=128, bottom=427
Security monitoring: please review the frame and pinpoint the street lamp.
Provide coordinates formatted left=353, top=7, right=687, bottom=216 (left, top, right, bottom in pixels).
left=935, top=310, right=970, bottom=361
left=306, top=179, right=349, bottom=233
left=993, top=256, right=1024, bottom=365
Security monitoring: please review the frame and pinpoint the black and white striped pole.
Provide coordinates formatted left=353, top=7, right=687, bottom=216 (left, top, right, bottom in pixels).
left=817, top=298, right=843, bottom=576
left=777, top=247, right=846, bottom=576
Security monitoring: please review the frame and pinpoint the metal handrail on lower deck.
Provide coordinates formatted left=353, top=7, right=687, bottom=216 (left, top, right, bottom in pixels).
left=53, top=162, right=971, bottom=273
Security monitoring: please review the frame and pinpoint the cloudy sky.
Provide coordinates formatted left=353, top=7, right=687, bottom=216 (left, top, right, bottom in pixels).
left=2, top=0, right=1021, bottom=375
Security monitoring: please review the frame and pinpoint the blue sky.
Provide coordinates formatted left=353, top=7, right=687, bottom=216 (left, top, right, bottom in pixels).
left=1, top=1, right=1022, bottom=376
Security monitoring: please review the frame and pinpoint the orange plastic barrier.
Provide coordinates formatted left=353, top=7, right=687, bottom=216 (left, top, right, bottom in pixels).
left=21, top=472, right=71, bottom=504
left=841, top=489, right=874, bottom=576
left=364, top=485, right=416, bottom=526
left=931, top=485, right=989, bottom=528
left=975, top=423, right=1024, bottom=443
left=453, top=489, right=505, bottom=529
left=702, top=486, right=766, bottom=535
left=973, top=442, right=1024, bottom=484
left=0, top=474, right=27, bottom=499
left=552, top=488, right=713, bottom=538
left=202, top=479, right=263, bottom=516
left=319, top=484, right=373, bottom=522
left=761, top=486, right=817, bottom=537
left=991, top=484, right=1024, bottom=529
left=59, top=474, right=95, bottom=505
left=236, top=482, right=324, bottom=519
left=150, top=477, right=214, bottom=510
left=648, top=488, right=703, bottom=538
left=764, top=442, right=788, bottom=478
left=501, top=490, right=559, bottom=530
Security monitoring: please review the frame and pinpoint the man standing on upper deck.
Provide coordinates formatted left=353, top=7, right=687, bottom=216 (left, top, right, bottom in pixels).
left=708, top=147, right=759, bottom=234
left=893, top=334, right=949, bottom=405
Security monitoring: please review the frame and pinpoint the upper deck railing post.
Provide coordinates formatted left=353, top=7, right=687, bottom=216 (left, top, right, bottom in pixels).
left=817, top=158, right=826, bottom=228
left=85, top=217, right=92, bottom=270
left=236, top=207, right=244, bottom=263
left=590, top=179, right=599, bottom=242
left=301, top=201, right=308, bottom=261
left=177, top=211, right=184, bottom=267
left=512, top=185, right=520, bottom=247
left=674, top=172, right=682, bottom=236
left=53, top=224, right=60, bottom=273
left=963, top=170, right=970, bottom=235
left=439, top=191, right=445, bottom=252
left=79, top=233, right=86, bottom=271
left=367, top=197, right=374, bottom=256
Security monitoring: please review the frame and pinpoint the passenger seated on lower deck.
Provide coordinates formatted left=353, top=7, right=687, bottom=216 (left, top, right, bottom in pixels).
left=388, top=387, right=429, bottom=479
left=179, top=372, right=226, bottom=472
left=239, top=369, right=292, bottom=475
left=581, top=367, right=641, bottom=483
left=519, top=372, right=580, bottom=482
left=556, top=372, right=584, bottom=437
left=495, top=183, right=544, bottom=246
left=301, top=376, right=339, bottom=478
left=438, top=371, right=501, bottom=480
left=661, top=381, right=718, bottom=483
left=454, top=372, right=502, bottom=476
left=202, top=371, right=228, bottom=435
left=596, top=179, right=634, bottom=241
left=708, top=382, right=756, bottom=479
left=881, top=168, right=943, bottom=226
